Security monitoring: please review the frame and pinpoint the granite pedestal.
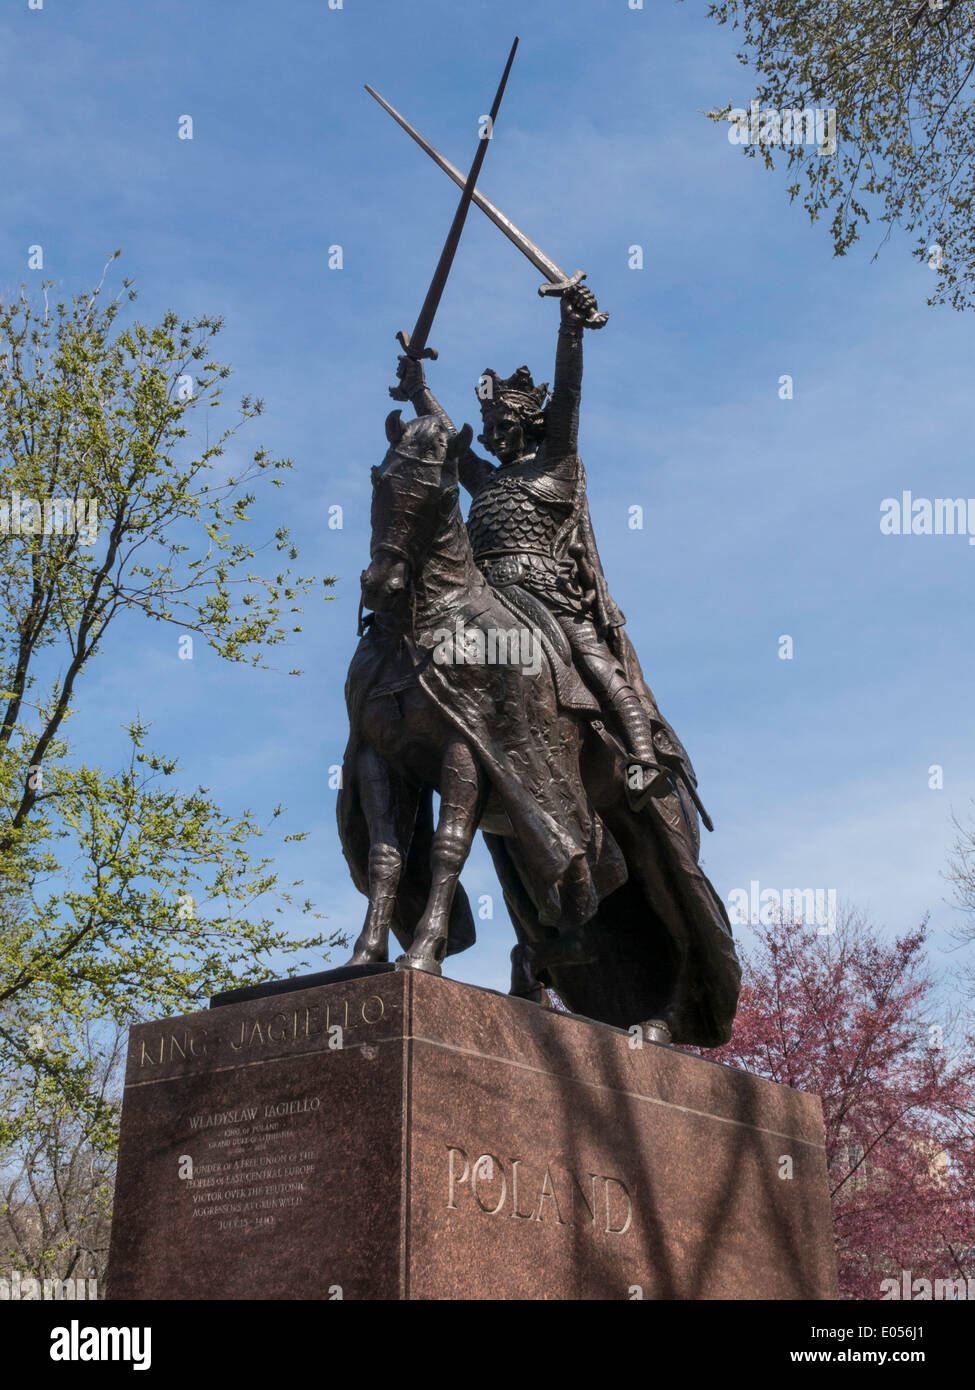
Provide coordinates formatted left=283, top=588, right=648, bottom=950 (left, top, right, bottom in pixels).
left=106, top=970, right=838, bottom=1300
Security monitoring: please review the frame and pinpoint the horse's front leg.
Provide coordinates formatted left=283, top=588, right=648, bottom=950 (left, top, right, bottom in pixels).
left=396, top=737, right=487, bottom=975
left=349, top=745, right=417, bottom=966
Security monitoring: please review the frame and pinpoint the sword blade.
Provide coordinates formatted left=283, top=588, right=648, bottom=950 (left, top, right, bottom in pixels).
left=402, top=37, right=518, bottom=359
left=365, top=82, right=567, bottom=287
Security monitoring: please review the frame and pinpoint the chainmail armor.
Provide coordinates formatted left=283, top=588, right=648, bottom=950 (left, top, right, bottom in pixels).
left=467, top=475, right=570, bottom=560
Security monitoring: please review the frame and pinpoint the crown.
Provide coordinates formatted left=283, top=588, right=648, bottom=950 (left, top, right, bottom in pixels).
left=476, top=366, right=549, bottom=423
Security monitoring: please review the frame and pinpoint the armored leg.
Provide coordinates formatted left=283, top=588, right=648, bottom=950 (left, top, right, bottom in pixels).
left=560, top=617, right=672, bottom=800
left=605, top=687, right=673, bottom=798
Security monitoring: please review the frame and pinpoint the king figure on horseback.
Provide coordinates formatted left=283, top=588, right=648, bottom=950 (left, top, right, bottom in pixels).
left=395, top=281, right=697, bottom=816
left=339, top=45, right=741, bottom=1046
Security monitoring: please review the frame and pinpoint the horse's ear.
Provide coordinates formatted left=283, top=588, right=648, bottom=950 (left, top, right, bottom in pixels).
left=385, top=409, right=405, bottom=445
left=447, top=423, right=473, bottom=461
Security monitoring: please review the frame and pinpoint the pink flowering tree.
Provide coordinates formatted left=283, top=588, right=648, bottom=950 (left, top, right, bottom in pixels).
left=700, top=907, right=975, bottom=1299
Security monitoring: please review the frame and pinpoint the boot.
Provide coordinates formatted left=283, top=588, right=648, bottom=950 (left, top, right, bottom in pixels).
left=609, top=691, right=673, bottom=804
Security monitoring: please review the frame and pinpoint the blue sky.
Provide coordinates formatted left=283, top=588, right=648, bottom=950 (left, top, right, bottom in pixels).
left=4, top=0, right=974, bottom=1008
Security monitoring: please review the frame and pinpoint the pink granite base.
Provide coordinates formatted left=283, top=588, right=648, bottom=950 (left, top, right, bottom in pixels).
left=106, top=971, right=838, bottom=1300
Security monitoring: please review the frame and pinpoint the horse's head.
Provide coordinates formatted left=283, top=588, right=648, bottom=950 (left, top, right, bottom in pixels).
left=360, top=410, right=473, bottom=615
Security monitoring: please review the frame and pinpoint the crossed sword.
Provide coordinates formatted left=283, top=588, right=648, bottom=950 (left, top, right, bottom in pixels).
left=366, top=40, right=608, bottom=400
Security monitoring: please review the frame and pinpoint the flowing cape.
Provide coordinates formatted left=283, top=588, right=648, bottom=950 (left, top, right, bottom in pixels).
left=535, top=460, right=741, bottom=1043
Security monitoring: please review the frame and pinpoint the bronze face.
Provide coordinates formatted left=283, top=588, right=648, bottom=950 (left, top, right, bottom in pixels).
left=480, top=414, right=527, bottom=465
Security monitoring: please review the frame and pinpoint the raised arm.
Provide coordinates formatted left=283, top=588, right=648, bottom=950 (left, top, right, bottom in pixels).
left=392, top=356, right=495, bottom=495
left=544, top=284, right=601, bottom=463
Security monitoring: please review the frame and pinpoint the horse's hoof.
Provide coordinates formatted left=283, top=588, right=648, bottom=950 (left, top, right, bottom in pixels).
left=394, top=953, right=443, bottom=977
left=511, top=985, right=546, bottom=1005
left=641, top=1018, right=673, bottom=1046
left=348, top=946, right=388, bottom=967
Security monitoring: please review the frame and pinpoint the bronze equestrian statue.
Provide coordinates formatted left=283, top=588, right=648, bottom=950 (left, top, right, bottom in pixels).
left=338, top=46, right=740, bottom=1047
left=338, top=281, right=740, bottom=1046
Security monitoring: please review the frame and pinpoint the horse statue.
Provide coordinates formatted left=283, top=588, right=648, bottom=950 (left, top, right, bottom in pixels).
left=337, top=409, right=740, bottom=1046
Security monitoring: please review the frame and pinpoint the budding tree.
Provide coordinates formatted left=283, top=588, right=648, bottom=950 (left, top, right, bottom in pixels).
left=696, top=0, right=975, bottom=309
left=0, top=256, right=343, bottom=1150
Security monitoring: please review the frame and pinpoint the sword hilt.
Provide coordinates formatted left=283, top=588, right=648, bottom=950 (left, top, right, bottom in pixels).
left=538, top=268, right=587, bottom=298
left=389, top=331, right=439, bottom=401
left=395, top=329, right=439, bottom=361
left=537, top=270, right=609, bottom=329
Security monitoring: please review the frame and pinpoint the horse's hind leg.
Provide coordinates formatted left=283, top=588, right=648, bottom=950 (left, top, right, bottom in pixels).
left=396, top=737, right=486, bottom=975
left=349, top=746, right=417, bottom=966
